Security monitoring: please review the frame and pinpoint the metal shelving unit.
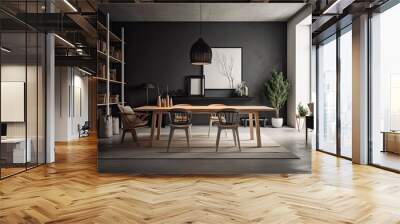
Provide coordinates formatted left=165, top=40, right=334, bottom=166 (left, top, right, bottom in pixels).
left=96, top=13, right=125, bottom=115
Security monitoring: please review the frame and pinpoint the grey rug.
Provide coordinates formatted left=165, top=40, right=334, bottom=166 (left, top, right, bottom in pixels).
left=100, top=151, right=299, bottom=159
left=99, top=133, right=299, bottom=159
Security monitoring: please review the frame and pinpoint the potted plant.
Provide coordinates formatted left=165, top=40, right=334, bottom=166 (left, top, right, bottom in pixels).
left=296, top=103, right=308, bottom=131
left=265, top=69, right=290, bottom=128
left=297, top=103, right=308, bottom=118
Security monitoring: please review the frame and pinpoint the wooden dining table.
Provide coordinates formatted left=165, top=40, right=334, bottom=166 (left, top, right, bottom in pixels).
left=134, top=105, right=275, bottom=148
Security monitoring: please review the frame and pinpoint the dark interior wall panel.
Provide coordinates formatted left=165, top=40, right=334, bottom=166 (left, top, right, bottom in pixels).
left=114, top=22, right=287, bottom=122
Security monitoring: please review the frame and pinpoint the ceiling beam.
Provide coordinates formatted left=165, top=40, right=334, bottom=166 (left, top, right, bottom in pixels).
left=67, top=13, right=97, bottom=39
left=322, top=0, right=355, bottom=14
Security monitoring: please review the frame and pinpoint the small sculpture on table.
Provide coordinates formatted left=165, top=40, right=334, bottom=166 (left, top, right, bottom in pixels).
left=234, top=81, right=249, bottom=97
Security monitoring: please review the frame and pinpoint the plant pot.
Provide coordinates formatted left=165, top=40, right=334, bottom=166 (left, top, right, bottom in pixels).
left=112, top=117, right=120, bottom=135
left=271, top=118, right=283, bottom=128
left=99, top=115, right=113, bottom=138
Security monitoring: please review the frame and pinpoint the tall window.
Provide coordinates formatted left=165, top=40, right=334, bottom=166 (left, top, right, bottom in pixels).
left=317, top=26, right=353, bottom=158
left=317, top=36, right=337, bottom=154
left=370, top=3, right=400, bottom=171
left=0, top=2, right=46, bottom=179
left=340, top=28, right=352, bottom=158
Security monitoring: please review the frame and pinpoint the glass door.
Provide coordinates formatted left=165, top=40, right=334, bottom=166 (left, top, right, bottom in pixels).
left=316, top=25, right=353, bottom=158
left=370, top=2, right=400, bottom=171
left=339, top=27, right=352, bottom=158
left=0, top=1, right=46, bottom=179
left=317, top=35, right=337, bottom=155
left=1, top=31, right=28, bottom=177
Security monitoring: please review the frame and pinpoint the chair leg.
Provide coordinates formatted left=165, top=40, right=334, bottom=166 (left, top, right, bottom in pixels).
left=131, top=130, right=140, bottom=147
left=167, top=127, right=175, bottom=152
left=232, top=129, right=237, bottom=146
left=184, top=128, right=190, bottom=151
left=235, top=128, right=241, bottom=152
left=120, top=130, right=126, bottom=144
left=216, top=128, right=222, bottom=152
left=208, top=118, right=213, bottom=137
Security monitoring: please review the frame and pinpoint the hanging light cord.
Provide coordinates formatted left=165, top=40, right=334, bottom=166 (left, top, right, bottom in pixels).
left=199, top=3, right=202, bottom=38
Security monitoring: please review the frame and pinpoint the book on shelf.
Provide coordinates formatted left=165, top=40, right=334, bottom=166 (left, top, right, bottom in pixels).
left=98, top=64, right=106, bottom=79
left=97, top=94, right=120, bottom=104
left=98, top=94, right=106, bottom=104
left=97, top=39, right=107, bottom=53
left=110, top=95, right=120, bottom=103
left=110, top=69, right=117, bottom=81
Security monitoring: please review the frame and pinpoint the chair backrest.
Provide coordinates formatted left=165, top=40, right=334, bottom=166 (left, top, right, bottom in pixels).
left=117, top=105, right=130, bottom=128
left=217, top=108, right=240, bottom=126
left=169, top=108, right=192, bottom=125
left=307, top=103, right=314, bottom=116
left=118, top=104, right=141, bottom=129
left=81, top=121, right=90, bottom=130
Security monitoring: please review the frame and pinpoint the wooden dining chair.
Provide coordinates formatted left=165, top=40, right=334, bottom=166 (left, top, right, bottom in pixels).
left=216, top=109, right=241, bottom=152
left=167, top=108, right=192, bottom=152
left=118, top=105, right=148, bottom=146
left=208, top=104, right=227, bottom=137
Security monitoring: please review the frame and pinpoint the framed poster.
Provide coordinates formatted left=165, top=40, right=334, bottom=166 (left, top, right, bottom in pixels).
left=203, top=47, right=242, bottom=89
left=187, top=76, right=205, bottom=96
left=1, top=81, right=25, bottom=122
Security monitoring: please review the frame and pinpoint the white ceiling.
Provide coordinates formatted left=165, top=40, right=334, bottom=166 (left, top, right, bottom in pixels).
left=99, top=3, right=305, bottom=22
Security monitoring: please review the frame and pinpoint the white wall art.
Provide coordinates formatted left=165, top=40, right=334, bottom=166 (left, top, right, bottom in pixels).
left=204, top=48, right=242, bottom=89
left=1, top=81, right=25, bottom=122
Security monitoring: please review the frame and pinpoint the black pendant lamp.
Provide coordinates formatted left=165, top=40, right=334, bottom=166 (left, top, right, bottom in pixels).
left=190, top=3, right=212, bottom=65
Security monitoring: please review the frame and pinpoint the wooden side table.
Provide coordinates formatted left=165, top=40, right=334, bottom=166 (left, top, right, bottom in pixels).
left=382, top=131, right=400, bottom=154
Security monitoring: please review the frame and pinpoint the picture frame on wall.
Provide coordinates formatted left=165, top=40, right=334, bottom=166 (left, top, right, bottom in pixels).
left=203, top=47, right=242, bottom=90
left=187, top=75, right=205, bottom=96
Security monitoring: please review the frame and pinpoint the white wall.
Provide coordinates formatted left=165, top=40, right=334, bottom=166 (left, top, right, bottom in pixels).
left=311, top=45, right=317, bottom=149
left=72, top=73, right=89, bottom=138
left=55, top=67, right=89, bottom=141
left=55, top=67, right=70, bottom=141
left=46, top=5, right=56, bottom=164
left=1, top=63, right=46, bottom=164
left=1, top=65, right=28, bottom=139
left=295, top=22, right=311, bottom=109
left=287, top=5, right=312, bottom=128
left=311, top=45, right=317, bottom=105
left=1, top=65, right=42, bottom=136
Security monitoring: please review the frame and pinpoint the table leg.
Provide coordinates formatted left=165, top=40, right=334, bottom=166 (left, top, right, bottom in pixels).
left=306, top=128, right=308, bottom=142
left=249, top=113, right=254, bottom=140
left=150, top=111, right=157, bottom=146
left=157, top=112, right=162, bottom=140
left=254, top=112, right=261, bottom=147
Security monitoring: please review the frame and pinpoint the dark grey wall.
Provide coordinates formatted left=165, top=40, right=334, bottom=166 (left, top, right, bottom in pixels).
left=114, top=22, right=287, bottom=122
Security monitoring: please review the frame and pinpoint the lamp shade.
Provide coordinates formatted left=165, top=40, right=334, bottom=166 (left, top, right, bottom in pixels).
left=190, top=38, right=212, bottom=65
left=143, top=83, right=155, bottom=89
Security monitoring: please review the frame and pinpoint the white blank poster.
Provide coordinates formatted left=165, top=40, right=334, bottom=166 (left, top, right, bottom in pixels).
left=204, top=48, right=242, bottom=89
left=190, top=79, right=202, bottom=95
left=1, top=82, right=25, bottom=122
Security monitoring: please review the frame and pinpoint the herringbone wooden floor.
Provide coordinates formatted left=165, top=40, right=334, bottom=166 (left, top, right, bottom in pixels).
left=1, top=135, right=400, bottom=224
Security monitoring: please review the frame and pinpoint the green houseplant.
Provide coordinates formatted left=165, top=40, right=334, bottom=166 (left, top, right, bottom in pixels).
left=297, top=103, right=308, bottom=117
left=265, top=69, right=290, bottom=128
